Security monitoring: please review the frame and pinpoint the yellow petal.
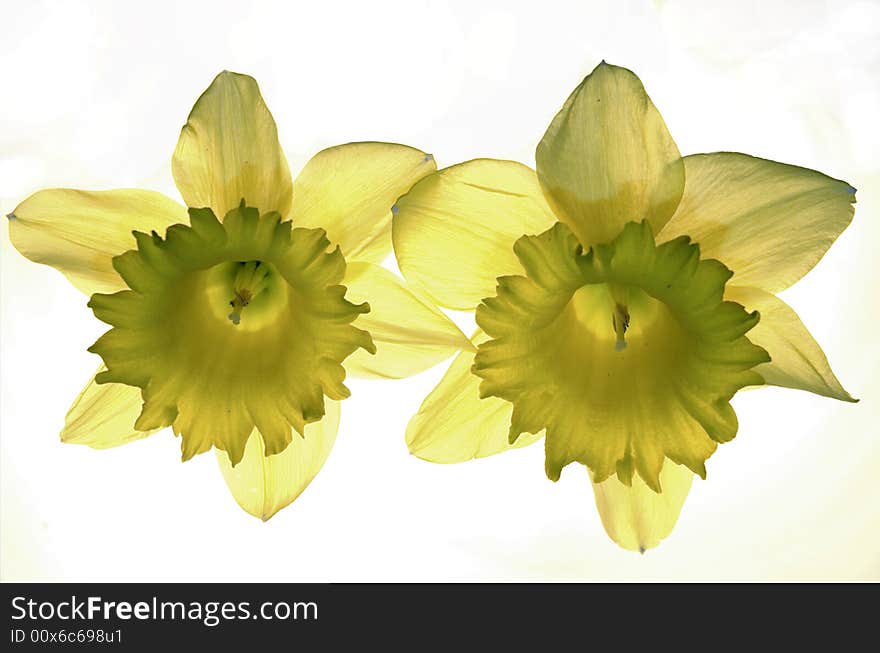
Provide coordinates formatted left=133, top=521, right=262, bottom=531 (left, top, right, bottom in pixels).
left=659, top=152, right=856, bottom=292
left=8, top=188, right=188, bottom=295
left=216, top=399, right=341, bottom=521
left=592, top=460, right=694, bottom=552
left=392, top=159, right=556, bottom=310
left=292, top=142, right=436, bottom=264
left=342, top=261, right=472, bottom=379
left=406, top=329, right=543, bottom=462
left=726, top=285, right=855, bottom=402
left=61, top=365, right=156, bottom=448
left=172, top=71, right=292, bottom=218
left=536, top=62, right=684, bottom=247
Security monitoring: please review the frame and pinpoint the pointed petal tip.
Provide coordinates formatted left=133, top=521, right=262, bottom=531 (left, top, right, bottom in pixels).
left=59, top=428, right=80, bottom=446
left=238, top=503, right=277, bottom=522
left=6, top=212, right=15, bottom=220
left=639, top=545, right=646, bottom=555
left=216, top=69, right=249, bottom=81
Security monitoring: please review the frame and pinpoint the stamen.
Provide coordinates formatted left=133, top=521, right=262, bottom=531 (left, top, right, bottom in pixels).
left=608, top=283, right=630, bottom=352
left=227, top=261, right=270, bottom=325
left=227, top=289, right=253, bottom=325
left=612, top=302, right=630, bottom=351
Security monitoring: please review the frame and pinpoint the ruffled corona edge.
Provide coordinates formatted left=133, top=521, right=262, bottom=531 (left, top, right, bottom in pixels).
left=474, top=221, right=769, bottom=491
left=88, top=203, right=375, bottom=465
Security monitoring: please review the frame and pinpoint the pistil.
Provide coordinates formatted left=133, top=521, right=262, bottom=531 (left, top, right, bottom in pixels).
left=608, top=283, right=630, bottom=351
left=612, top=302, right=630, bottom=351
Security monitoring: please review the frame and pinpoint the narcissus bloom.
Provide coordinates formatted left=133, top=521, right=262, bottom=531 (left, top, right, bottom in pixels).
left=392, top=62, right=856, bottom=551
left=8, top=71, right=469, bottom=520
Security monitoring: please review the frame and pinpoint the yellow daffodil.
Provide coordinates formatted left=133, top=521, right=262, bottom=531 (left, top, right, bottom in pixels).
left=392, top=62, right=856, bottom=551
left=8, top=71, right=470, bottom=520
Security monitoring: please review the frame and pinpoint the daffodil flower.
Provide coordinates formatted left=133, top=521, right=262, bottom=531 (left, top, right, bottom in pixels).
left=392, top=62, right=856, bottom=551
left=8, top=71, right=470, bottom=520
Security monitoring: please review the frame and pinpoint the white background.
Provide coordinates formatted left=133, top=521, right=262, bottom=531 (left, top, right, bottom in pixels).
left=1, top=0, right=878, bottom=580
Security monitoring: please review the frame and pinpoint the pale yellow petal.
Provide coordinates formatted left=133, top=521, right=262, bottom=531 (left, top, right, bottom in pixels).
left=725, top=285, right=855, bottom=402
left=536, top=61, right=684, bottom=247
left=392, top=159, right=556, bottom=310
left=172, top=71, right=292, bottom=218
left=61, top=365, right=156, bottom=448
left=292, top=142, right=436, bottom=264
left=216, top=399, right=341, bottom=521
left=342, top=262, right=472, bottom=379
left=659, top=152, right=856, bottom=292
left=406, top=329, right=543, bottom=462
left=8, top=188, right=188, bottom=295
left=592, top=460, right=694, bottom=552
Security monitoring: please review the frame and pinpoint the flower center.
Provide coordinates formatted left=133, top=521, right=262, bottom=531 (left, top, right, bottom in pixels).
left=228, top=260, right=269, bottom=325
left=584, top=281, right=634, bottom=351
left=570, top=284, right=686, bottom=368
left=200, top=259, right=287, bottom=331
